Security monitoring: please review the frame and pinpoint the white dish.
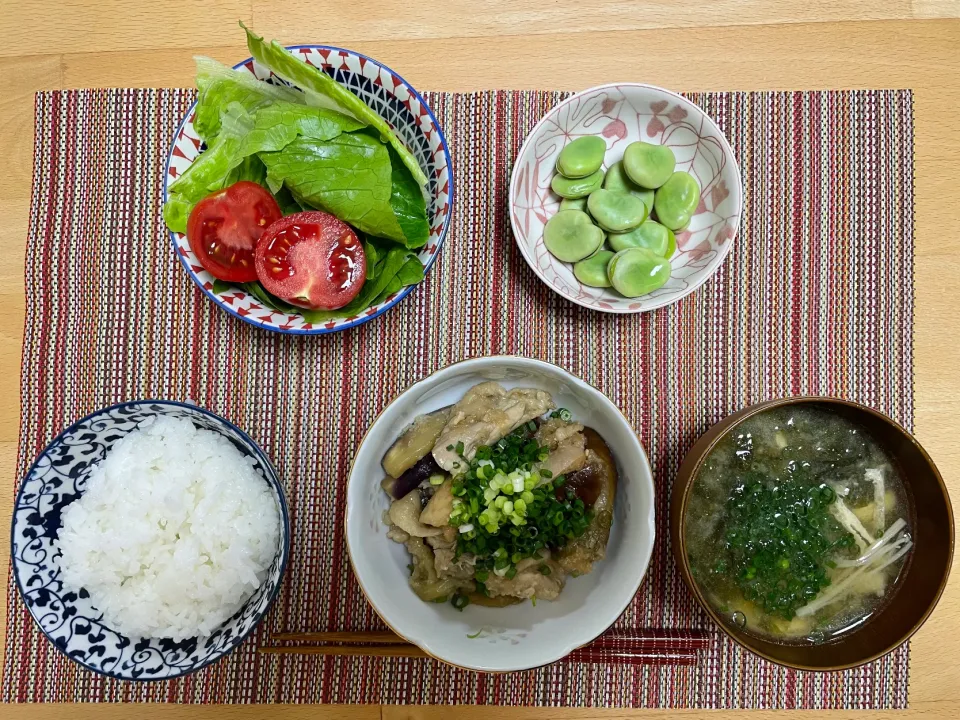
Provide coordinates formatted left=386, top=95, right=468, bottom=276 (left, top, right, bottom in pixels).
left=510, top=83, right=743, bottom=313
left=345, top=356, right=656, bottom=672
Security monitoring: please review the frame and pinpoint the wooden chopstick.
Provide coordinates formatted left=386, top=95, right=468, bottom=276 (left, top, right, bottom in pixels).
left=271, top=631, right=408, bottom=644
left=258, top=644, right=698, bottom=665
left=262, top=628, right=709, bottom=665
left=260, top=644, right=429, bottom=658
left=271, top=628, right=710, bottom=649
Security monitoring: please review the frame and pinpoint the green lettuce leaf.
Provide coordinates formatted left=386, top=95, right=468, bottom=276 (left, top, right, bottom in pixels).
left=386, top=146, right=430, bottom=248
left=164, top=102, right=363, bottom=231
left=273, top=185, right=304, bottom=215
left=259, top=135, right=429, bottom=247
left=242, top=22, right=428, bottom=188
left=259, top=134, right=406, bottom=242
left=193, top=56, right=304, bottom=142
left=224, top=155, right=267, bottom=186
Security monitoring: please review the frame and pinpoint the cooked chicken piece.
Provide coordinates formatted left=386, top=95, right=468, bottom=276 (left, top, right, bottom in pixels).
left=535, top=418, right=584, bottom=447
left=433, top=547, right=477, bottom=581
left=420, top=480, right=454, bottom=527
left=424, top=527, right=476, bottom=581
left=406, top=537, right=466, bottom=601
left=484, top=555, right=565, bottom=601
left=534, top=418, right=587, bottom=478
left=432, top=382, right=555, bottom=472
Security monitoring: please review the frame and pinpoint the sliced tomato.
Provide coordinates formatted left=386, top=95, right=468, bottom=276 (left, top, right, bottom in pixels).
left=255, top=211, right=366, bottom=311
left=186, top=181, right=282, bottom=282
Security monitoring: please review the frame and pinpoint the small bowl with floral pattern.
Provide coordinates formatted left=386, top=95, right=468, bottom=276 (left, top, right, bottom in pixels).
left=509, top=83, right=742, bottom=313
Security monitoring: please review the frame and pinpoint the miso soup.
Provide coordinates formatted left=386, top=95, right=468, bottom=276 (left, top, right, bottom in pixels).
left=685, top=405, right=913, bottom=644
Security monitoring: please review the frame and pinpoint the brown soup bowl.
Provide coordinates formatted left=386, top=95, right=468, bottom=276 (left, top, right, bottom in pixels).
left=671, top=397, right=954, bottom=671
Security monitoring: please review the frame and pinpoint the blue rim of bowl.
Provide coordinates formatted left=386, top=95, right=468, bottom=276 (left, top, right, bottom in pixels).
left=9, top=399, right=292, bottom=681
left=163, top=44, right=455, bottom=336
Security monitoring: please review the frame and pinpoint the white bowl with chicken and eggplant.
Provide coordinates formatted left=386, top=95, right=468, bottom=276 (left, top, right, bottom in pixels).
left=345, top=356, right=656, bottom=672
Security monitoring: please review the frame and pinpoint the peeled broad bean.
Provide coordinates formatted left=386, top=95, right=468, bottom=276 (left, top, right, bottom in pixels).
left=556, top=136, right=606, bottom=178
left=551, top=168, right=604, bottom=199
left=653, top=171, right=700, bottom=230
left=608, top=248, right=671, bottom=296
left=574, top=250, right=615, bottom=288
left=664, top=227, right=677, bottom=257
left=559, top=197, right=588, bottom=212
left=587, top=189, right=648, bottom=233
left=604, top=161, right=656, bottom=209
left=608, top=220, right=673, bottom=256
left=622, top=142, right=676, bottom=189
left=543, top=210, right=604, bottom=262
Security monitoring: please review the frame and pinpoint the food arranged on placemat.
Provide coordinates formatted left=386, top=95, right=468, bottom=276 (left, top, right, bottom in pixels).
left=684, top=405, right=914, bottom=645
left=163, top=24, right=428, bottom=318
left=380, top=382, right=617, bottom=609
left=56, top=415, right=282, bottom=640
left=546, top=137, right=700, bottom=297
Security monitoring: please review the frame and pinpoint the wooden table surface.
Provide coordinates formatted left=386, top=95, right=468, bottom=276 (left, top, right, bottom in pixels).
left=2, top=1, right=960, bottom=717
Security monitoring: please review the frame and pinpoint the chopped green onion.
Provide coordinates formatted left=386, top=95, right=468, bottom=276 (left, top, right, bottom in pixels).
left=451, top=594, right=470, bottom=611
left=429, top=474, right=445, bottom=486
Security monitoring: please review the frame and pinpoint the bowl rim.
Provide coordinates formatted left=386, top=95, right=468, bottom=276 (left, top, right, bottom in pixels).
left=508, top=81, right=743, bottom=314
left=671, top=395, right=955, bottom=671
left=163, top=43, right=454, bottom=336
left=9, top=398, right=292, bottom=681
left=344, top=354, right=657, bottom=672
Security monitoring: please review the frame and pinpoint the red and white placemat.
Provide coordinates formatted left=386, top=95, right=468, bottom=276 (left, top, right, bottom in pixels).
left=3, top=88, right=913, bottom=707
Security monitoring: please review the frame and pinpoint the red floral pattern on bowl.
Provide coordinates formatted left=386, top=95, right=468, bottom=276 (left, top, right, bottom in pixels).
left=509, top=83, right=742, bottom=313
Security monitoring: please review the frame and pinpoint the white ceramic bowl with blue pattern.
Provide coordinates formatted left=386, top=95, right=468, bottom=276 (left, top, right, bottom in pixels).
left=164, top=45, right=453, bottom=335
left=10, top=400, right=291, bottom=680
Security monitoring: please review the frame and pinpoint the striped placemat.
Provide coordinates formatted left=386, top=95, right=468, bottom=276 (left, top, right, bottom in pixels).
left=3, top=88, right=913, bottom=707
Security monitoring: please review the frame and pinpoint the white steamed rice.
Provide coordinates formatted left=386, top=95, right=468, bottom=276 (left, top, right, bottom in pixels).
left=57, top=415, right=281, bottom=640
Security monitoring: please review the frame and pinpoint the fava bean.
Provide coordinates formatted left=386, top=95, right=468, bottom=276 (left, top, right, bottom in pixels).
left=574, top=250, right=615, bottom=288
left=609, top=220, right=673, bottom=256
left=623, top=142, right=676, bottom=189
left=664, top=226, right=677, bottom=257
left=604, top=161, right=656, bottom=209
left=556, top=136, right=606, bottom=178
left=551, top=168, right=604, bottom=199
left=587, top=189, right=648, bottom=232
left=543, top=210, right=604, bottom=262
left=608, top=247, right=671, bottom=296
left=653, top=171, right=700, bottom=230
left=559, top=197, right=588, bottom=212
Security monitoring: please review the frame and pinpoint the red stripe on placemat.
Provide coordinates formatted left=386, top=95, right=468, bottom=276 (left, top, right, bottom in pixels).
left=3, top=88, right=914, bottom=708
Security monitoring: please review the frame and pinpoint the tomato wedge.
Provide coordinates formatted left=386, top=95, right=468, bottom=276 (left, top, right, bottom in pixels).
left=255, top=211, right=366, bottom=311
left=186, top=181, right=282, bottom=282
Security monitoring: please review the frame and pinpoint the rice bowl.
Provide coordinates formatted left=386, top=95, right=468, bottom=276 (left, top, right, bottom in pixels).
left=57, top=415, right=281, bottom=641
left=11, top=400, right=290, bottom=680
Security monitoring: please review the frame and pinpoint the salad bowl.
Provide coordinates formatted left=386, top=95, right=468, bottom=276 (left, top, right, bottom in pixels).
left=164, top=45, right=453, bottom=335
left=510, top=83, right=742, bottom=313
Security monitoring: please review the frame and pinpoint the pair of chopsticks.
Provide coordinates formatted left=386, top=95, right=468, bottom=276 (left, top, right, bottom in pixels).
left=260, top=629, right=710, bottom=666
